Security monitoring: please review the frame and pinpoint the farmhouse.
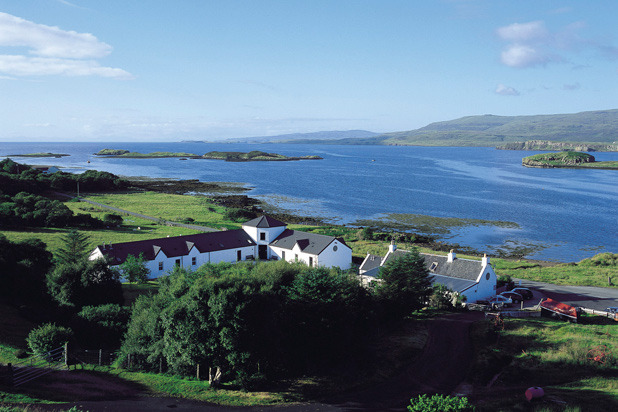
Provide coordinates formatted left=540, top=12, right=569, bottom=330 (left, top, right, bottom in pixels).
left=89, top=215, right=352, bottom=277
left=359, top=242, right=497, bottom=303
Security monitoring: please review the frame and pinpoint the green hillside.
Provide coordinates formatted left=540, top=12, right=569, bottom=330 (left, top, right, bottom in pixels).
left=378, top=109, right=618, bottom=146
left=287, top=109, right=618, bottom=147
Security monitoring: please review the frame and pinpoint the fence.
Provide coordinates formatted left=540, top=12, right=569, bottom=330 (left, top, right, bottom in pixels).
left=70, top=348, right=119, bottom=367
left=9, top=345, right=66, bottom=387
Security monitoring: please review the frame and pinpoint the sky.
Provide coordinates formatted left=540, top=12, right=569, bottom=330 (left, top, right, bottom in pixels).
left=1, top=0, right=618, bottom=142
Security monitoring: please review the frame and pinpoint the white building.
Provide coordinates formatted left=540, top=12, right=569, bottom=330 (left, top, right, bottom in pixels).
left=359, top=243, right=497, bottom=303
left=89, top=216, right=352, bottom=277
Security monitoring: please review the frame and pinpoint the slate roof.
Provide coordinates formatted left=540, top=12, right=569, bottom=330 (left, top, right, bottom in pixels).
left=269, top=229, right=348, bottom=255
left=359, top=254, right=382, bottom=273
left=242, top=216, right=287, bottom=228
left=428, top=273, right=477, bottom=293
left=95, top=230, right=256, bottom=266
left=382, top=250, right=483, bottom=282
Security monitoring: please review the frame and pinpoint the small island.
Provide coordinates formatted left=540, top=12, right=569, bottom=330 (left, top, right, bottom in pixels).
left=7, top=152, right=70, bottom=158
left=522, top=151, right=618, bottom=169
left=202, top=150, right=322, bottom=162
left=94, top=149, right=199, bottom=158
left=94, top=149, right=322, bottom=161
left=498, top=140, right=618, bottom=152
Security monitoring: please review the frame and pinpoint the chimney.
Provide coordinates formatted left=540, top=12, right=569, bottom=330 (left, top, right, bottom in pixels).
left=482, top=253, right=489, bottom=266
left=389, top=240, right=397, bottom=253
left=447, top=249, right=456, bottom=262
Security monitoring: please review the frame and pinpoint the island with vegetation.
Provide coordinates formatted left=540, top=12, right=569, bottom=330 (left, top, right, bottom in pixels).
left=522, top=151, right=618, bottom=169
left=6, top=152, right=70, bottom=158
left=498, top=140, right=618, bottom=152
left=94, top=149, right=199, bottom=158
left=202, top=150, right=322, bottom=161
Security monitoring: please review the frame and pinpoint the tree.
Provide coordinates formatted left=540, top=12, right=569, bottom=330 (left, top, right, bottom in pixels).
left=27, top=323, right=73, bottom=358
left=55, top=230, right=91, bottom=265
left=119, top=253, right=150, bottom=284
left=103, top=213, right=123, bottom=227
left=376, top=248, right=432, bottom=319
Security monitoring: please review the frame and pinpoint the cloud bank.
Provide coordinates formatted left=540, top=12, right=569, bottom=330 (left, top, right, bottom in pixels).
left=0, top=12, right=132, bottom=79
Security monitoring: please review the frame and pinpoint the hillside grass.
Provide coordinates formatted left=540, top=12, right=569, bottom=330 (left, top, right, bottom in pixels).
left=471, top=317, right=618, bottom=411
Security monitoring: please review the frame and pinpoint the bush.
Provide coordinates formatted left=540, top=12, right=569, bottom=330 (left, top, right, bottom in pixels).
left=408, top=394, right=475, bottom=411
left=497, top=275, right=514, bottom=290
left=223, top=207, right=256, bottom=222
left=27, top=323, right=73, bottom=357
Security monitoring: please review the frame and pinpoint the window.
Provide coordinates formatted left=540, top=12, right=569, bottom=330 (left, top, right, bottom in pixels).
left=486, top=272, right=490, bottom=280
left=295, top=254, right=298, bottom=261
left=192, top=257, right=196, bottom=266
left=237, top=250, right=242, bottom=261
left=260, top=232, right=266, bottom=241
left=159, top=262, right=163, bottom=271
left=429, top=262, right=438, bottom=272
left=309, top=257, right=313, bottom=266
left=282, top=251, right=286, bottom=260
left=333, top=245, right=338, bottom=252
left=175, top=259, right=181, bottom=266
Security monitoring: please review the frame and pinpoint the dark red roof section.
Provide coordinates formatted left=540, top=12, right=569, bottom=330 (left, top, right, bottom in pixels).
left=97, top=230, right=255, bottom=265
left=242, top=216, right=287, bottom=228
left=540, top=298, right=578, bottom=319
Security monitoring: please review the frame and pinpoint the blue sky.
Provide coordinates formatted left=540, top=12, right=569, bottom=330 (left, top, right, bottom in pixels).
left=1, top=0, right=618, bottom=141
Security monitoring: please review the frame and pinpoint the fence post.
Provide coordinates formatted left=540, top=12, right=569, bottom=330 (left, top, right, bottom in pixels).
left=159, top=358, right=163, bottom=374
left=64, top=342, right=69, bottom=369
left=99, top=349, right=102, bottom=366
left=196, top=364, right=200, bottom=381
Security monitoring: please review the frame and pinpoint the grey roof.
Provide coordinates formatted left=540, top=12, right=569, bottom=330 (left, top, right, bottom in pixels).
left=382, top=250, right=483, bottom=282
left=429, top=274, right=477, bottom=293
left=270, top=229, right=348, bottom=255
left=96, top=230, right=256, bottom=266
left=242, top=215, right=287, bottom=228
left=359, top=254, right=382, bottom=273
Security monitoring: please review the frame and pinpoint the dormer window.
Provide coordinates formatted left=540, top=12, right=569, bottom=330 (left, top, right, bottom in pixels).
left=429, top=262, right=438, bottom=272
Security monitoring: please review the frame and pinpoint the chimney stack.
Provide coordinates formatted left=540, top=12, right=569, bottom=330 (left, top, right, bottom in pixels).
left=482, top=253, right=489, bottom=266
left=447, top=249, right=456, bottom=262
left=389, top=240, right=397, bottom=253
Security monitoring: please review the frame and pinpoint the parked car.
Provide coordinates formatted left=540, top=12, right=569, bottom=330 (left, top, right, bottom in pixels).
left=500, top=291, right=524, bottom=303
left=511, top=287, right=533, bottom=300
left=606, top=307, right=618, bottom=314
left=488, top=295, right=513, bottom=309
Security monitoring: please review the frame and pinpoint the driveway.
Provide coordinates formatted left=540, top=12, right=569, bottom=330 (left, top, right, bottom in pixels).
left=513, top=279, right=618, bottom=312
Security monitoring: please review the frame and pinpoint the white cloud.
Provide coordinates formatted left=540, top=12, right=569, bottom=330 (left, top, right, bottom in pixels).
left=497, top=21, right=548, bottom=42
left=0, top=55, right=133, bottom=79
left=495, top=84, right=520, bottom=96
left=0, top=12, right=131, bottom=79
left=500, top=44, right=554, bottom=68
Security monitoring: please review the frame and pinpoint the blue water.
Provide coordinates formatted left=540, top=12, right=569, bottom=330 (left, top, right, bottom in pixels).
left=1, top=142, right=617, bottom=262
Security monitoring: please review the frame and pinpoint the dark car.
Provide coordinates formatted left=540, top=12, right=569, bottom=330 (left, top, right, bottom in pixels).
left=500, top=291, right=524, bottom=303
left=510, top=287, right=533, bottom=300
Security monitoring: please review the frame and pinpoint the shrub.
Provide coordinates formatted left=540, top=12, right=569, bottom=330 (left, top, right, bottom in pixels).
left=408, top=394, right=475, bottom=411
left=27, top=323, right=73, bottom=357
left=224, top=207, right=256, bottom=222
left=497, top=275, right=514, bottom=290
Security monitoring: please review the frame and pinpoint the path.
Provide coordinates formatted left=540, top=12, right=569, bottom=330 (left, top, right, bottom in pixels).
left=54, top=191, right=218, bottom=233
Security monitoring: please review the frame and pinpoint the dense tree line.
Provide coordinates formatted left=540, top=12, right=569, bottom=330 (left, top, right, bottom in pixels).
left=0, top=159, right=127, bottom=229
left=0, top=158, right=127, bottom=196
left=120, top=251, right=432, bottom=388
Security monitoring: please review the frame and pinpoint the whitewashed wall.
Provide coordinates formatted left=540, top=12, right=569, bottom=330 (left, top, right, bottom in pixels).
left=313, top=240, right=352, bottom=270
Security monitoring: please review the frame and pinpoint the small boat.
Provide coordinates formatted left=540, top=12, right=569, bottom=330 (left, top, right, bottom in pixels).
left=179, top=158, right=188, bottom=161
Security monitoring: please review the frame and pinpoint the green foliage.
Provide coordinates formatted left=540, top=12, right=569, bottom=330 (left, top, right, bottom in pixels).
left=0, top=234, right=53, bottom=306
left=119, top=253, right=151, bottom=284
left=223, top=207, right=256, bottom=222
left=74, top=304, right=130, bottom=348
left=54, top=229, right=91, bottom=265
left=376, top=248, right=432, bottom=319
left=102, top=213, right=123, bottom=226
left=120, top=261, right=375, bottom=385
left=496, top=274, right=514, bottom=289
left=26, top=323, right=72, bottom=357
left=47, top=259, right=123, bottom=309
left=579, top=253, right=618, bottom=267
left=408, top=394, right=474, bottom=411
left=428, top=284, right=466, bottom=309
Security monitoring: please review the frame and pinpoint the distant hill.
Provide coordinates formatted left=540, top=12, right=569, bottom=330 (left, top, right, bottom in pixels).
left=286, top=110, right=618, bottom=147
left=182, top=130, right=380, bottom=144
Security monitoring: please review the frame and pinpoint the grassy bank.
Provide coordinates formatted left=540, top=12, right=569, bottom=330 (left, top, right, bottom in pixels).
left=470, top=317, right=618, bottom=411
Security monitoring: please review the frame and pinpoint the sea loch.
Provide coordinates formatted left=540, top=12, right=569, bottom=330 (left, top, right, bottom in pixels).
left=2, top=142, right=617, bottom=262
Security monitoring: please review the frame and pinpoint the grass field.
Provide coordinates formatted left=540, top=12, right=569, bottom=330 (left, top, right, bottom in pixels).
left=470, top=317, right=618, bottom=411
